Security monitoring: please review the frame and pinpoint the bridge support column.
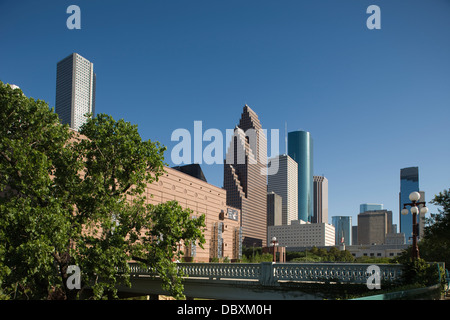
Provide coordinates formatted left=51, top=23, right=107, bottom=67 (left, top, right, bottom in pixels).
left=259, top=262, right=275, bottom=286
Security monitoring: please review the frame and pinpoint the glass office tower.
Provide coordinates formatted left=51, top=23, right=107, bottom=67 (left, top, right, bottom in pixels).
left=360, top=203, right=383, bottom=213
left=288, top=130, right=313, bottom=222
left=332, top=216, right=352, bottom=246
left=399, top=167, right=419, bottom=244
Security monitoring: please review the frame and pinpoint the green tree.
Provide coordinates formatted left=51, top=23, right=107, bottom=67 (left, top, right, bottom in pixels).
left=0, top=81, right=205, bottom=299
left=418, top=189, right=450, bottom=267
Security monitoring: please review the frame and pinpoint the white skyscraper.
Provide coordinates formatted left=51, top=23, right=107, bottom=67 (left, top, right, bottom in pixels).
left=55, top=53, right=96, bottom=131
left=267, top=154, right=298, bottom=225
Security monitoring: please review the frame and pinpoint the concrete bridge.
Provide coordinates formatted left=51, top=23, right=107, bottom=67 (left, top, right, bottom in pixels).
left=117, top=262, right=404, bottom=300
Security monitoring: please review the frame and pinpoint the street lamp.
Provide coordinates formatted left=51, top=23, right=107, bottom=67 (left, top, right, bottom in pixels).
left=401, top=191, right=428, bottom=260
left=270, top=237, right=279, bottom=262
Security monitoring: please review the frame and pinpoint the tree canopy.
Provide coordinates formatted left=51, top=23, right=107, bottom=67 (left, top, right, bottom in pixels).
left=0, top=81, right=205, bottom=299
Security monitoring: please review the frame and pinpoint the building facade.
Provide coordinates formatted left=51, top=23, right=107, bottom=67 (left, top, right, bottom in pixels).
left=267, top=154, right=298, bottom=225
left=332, top=216, right=352, bottom=246
left=140, top=166, right=242, bottom=262
left=288, top=130, right=313, bottom=222
left=267, top=192, right=282, bottom=227
left=268, top=220, right=335, bottom=248
left=313, top=176, right=328, bottom=224
left=399, top=167, right=419, bottom=244
left=360, top=203, right=383, bottom=213
left=357, top=209, right=393, bottom=245
left=346, top=244, right=409, bottom=259
left=56, top=53, right=96, bottom=131
left=223, top=105, right=268, bottom=247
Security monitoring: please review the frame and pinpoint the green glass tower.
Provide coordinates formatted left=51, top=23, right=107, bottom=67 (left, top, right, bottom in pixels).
left=288, top=130, right=313, bottom=222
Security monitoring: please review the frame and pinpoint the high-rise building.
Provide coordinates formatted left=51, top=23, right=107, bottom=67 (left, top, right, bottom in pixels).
left=288, top=130, right=313, bottom=222
left=313, top=176, right=328, bottom=224
left=223, top=105, right=267, bottom=247
left=268, top=154, right=298, bottom=225
left=55, top=53, right=96, bottom=131
left=360, top=203, right=383, bottom=213
left=267, top=192, right=282, bottom=227
left=332, top=216, right=352, bottom=246
left=357, top=210, right=393, bottom=245
left=399, top=167, right=421, bottom=244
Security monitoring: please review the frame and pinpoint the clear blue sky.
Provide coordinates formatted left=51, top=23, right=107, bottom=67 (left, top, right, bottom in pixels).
left=1, top=0, right=449, bottom=228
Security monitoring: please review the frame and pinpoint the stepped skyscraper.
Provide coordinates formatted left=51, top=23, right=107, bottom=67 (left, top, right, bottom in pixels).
left=224, top=105, right=268, bottom=247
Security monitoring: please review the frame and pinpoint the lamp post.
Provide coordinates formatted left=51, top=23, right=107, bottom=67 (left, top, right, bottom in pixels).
left=270, top=237, right=279, bottom=262
left=401, top=191, right=428, bottom=260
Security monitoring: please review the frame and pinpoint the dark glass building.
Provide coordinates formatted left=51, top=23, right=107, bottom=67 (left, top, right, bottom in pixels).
left=288, top=130, right=313, bottom=222
left=399, top=167, right=419, bottom=244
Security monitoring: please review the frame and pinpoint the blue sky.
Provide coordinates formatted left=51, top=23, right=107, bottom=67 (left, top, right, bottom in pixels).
left=1, top=0, right=449, bottom=228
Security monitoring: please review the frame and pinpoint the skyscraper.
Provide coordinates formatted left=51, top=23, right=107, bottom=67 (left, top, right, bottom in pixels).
left=332, top=216, right=352, bottom=246
left=288, top=130, right=313, bottom=222
left=268, top=154, right=298, bottom=225
left=55, top=53, right=96, bottom=131
left=313, top=175, right=328, bottom=224
left=224, top=105, right=268, bottom=247
left=357, top=210, right=393, bottom=245
left=399, top=167, right=419, bottom=244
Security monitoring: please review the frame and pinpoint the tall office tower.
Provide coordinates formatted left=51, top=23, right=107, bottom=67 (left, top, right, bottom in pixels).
left=399, top=167, right=420, bottom=244
left=267, top=192, right=282, bottom=227
left=268, top=154, right=298, bottom=225
left=288, top=130, right=313, bottom=222
left=55, top=53, right=96, bottom=131
left=357, top=210, right=393, bottom=245
left=360, top=203, right=383, bottom=213
left=313, top=176, right=328, bottom=224
left=224, top=105, right=268, bottom=247
left=332, top=216, right=352, bottom=246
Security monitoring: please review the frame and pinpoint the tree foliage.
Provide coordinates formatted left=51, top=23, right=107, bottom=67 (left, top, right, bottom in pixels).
left=418, top=189, right=450, bottom=267
left=0, top=81, right=205, bottom=299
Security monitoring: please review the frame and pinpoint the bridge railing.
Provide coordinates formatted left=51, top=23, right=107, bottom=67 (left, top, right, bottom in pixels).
left=273, top=263, right=403, bottom=284
left=128, top=262, right=403, bottom=286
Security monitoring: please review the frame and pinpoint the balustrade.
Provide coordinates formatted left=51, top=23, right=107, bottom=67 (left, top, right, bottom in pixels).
left=127, top=262, right=403, bottom=286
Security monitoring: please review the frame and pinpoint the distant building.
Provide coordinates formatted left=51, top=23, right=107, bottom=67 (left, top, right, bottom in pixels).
left=172, top=163, right=207, bottom=182
left=56, top=53, right=96, bottom=131
left=385, top=232, right=406, bottom=245
left=313, top=176, right=328, bottom=224
left=267, top=192, right=282, bottom=227
left=346, top=244, right=409, bottom=259
left=357, top=209, right=393, bottom=245
left=332, top=216, right=352, bottom=246
left=288, top=130, right=313, bottom=222
left=352, top=225, right=358, bottom=246
left=360, top=203, right=383, bottom=213
left=399, top=167, right=419, bottom=244
left=268, top=220, right=335, bottom=248
left=267, top=154, right=298, bottom=225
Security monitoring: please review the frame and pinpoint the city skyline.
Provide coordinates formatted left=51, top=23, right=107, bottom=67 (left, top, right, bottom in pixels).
left=1, top=1, right=449, bottom=229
